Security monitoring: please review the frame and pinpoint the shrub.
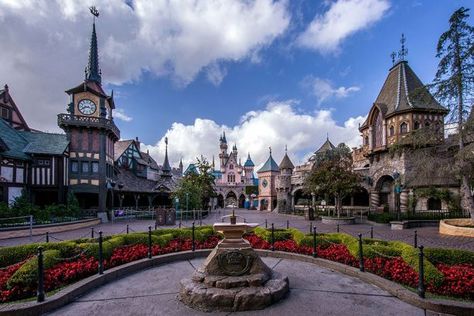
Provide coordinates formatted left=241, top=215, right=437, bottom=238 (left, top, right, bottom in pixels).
left=253, top=227, right=292, bottom=242
left=424, top=248, right=474, bottom=265
left=82, top=236, right=125, bottom=259
left=7, top=249, right=60, bottom=288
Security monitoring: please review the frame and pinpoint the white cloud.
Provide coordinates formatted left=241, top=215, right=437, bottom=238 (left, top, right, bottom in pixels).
left=302, top=76, right=360, bottom=105
left=297, top=0, right=390, bottom=53
left=114, top=108, right=132, bottom=122
left=0, top=0, right=290, bottom=131
left=143, top=100, right=366, bottom=170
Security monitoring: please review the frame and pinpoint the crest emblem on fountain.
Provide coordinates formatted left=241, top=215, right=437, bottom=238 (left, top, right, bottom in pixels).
left=217, top=251, right=253, bottom=276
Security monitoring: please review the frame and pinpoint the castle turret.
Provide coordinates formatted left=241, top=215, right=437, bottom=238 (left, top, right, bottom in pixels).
left=276, top=147, right=294, bottom=213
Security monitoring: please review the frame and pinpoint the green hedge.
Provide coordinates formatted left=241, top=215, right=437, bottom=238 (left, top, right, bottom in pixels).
left=7, top=249, right=60, bottom=288
left=424, top=247, right=474, bottom=265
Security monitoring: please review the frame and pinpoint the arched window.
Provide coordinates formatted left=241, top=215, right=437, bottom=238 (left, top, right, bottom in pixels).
left=229, top=164, right=234, bottom=170
left=400, top=122, right=408, bottom=134
left=389, top=126, right=394, bottom=136
left=414, top=121, right=420, bottom=130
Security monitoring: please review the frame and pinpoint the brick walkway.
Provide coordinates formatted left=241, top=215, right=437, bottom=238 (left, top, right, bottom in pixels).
left=1, top=209, right=473, bottom=251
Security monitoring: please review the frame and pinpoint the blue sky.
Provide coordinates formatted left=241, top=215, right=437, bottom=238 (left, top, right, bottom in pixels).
left=0, top=0, right=472, bottom=167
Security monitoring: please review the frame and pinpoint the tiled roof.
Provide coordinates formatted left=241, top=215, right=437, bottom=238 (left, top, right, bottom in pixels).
left=20, top=131, right=68, bottom=155
left=316, top=139, right=336, bottom=153
left=257, top=153, right=279, bottom=173
left=244, top=153, right=255, bottom=167
left=0, top=119, right=30, bottom=160
left=361, top=61, right=447, bottom=129
left=279, top=153, right=294, bottom=169
left=140, top=151, right=159, bottom=170
left=116, top=168, right=156, bottom=193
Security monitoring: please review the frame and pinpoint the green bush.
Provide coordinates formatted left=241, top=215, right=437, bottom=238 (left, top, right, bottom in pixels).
left=7, top=249, right=60, bottom=288
left=367, top=213, right=396, bottom=223
left=82, top=236, right=125, bottom=259
left=424, top=247, right=474, bottom=265
left=288, top=228, right=305, bottom=245
left=0, top=243, right=42, bottom=268
left=253, top=227, right=292, bottom=242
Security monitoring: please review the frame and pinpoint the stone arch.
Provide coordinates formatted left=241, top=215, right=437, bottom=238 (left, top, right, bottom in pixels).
left=375, top=175, right=395, bottom=211
left=352, top=186, right=370, bottom=206
left=217, top=194, right=224, bottom=208
left=293, top=188, right=310, bottom=206
left=225, top=191, right=237, bottom=207
left=400, top=122, right=408, bottom=134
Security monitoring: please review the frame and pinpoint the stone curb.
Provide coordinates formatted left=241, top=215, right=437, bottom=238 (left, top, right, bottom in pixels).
left=255, top=250, right=474, bottom=316
left=1, top=249, right=473, bottom=316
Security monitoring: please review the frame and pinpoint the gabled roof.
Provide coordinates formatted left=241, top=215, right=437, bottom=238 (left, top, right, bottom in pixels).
left=65, top=80, right=108, bottom=99
left=360, top=61, right=447, bottom=129
left=279, top=153, right=294, bottom=170
left=140, top=151, right=159, bottom=170
left=114, top=140, right=134, bottom=161
left=20, top=131, right=69, bottom=155
left=184, top=163, right=199, bottom=175
left=0, top=137, right=10, bottom=152
left=258, top=152, right=279, bottom=173
left=0, top=85, right=30, bottom=131
left=116, top=168, right=156, bottom=193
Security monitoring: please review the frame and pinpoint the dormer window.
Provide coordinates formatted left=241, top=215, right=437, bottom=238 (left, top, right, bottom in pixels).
left=400, top=122, right=408, bottom=134
left=0, top=106, right=9, bottom=119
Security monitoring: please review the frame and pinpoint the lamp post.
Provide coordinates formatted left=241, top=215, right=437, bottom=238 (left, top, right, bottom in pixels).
left=107, top=179, right=116, bottom=221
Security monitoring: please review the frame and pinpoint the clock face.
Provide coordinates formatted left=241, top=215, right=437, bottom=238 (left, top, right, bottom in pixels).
left=262, top=179, right=268, bottom=188
left=78, top=99, right=97, bottom=115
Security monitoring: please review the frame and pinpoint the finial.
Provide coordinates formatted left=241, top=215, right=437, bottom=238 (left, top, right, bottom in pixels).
left=165, top=137, right=168, bottom=147
left=3, top=84, right=8, bottom=92
left=326, top=132, right=329, bottom=140
left=89, top=6, right=99, bottom=22
left=390, top=51, right=396, bottom=65
left=398, top=33, right=408, bottom=61
left=269, top=146, right=272, bottom=155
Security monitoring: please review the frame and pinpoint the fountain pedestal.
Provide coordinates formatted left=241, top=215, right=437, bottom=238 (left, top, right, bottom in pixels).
left=178, top=221, right=289, bottom=312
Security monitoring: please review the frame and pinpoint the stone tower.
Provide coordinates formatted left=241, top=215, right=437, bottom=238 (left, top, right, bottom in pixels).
left=219, top=132, right=228, bottom=172
left=257, top=148, right=280, bottom=211
left=276, top=148, right=294, bottom=213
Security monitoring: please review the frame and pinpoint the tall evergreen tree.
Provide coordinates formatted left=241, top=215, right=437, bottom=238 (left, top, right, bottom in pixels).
left=431, top=7, right=474, bottom=218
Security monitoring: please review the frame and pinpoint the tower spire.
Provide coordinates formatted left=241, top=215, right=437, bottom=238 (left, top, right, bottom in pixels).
left=85, top=6, right=101, bottom=84
left=162, top=137, right=171, bottom=175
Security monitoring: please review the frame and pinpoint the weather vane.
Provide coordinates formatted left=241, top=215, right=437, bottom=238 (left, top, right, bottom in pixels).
left=269, top=146, right=272, bottom=155
left=398, top=33, right=408, bottom=61
left=89, top=6, right=99, bottom=22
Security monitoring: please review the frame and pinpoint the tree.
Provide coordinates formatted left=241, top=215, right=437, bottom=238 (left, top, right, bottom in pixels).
left=303, top=143, right=360, bottom=217
left=431, top=7, right=474, bottom=218
left=172, top=158, right=216, bottom=210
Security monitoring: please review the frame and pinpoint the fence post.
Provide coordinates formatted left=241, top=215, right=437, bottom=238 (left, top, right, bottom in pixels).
left=271, top=223, right=275, bottom=251
left=417, top=246, right=425, bottom=298
left=154, top=222, right=157, bottom=230
left=337, top=224, right=340, bottom=233
left=286, top=220, right=289, bottom=229
left=98, top=231, right=104, bottom=275
left=37, top=246, right=45, bottom=302
left=45, top=232, right=49, bottom=243
left=148, top=226, right=152, bottom=259
left=414, top=230, right=418, bottom=249
left=370, top=227, right=374, bottom=239
left=358, top=234, right=365, bottom=272
left=126, top=224, right=129, bottom=234
left=91, top=227, right=95, bottom=239
left=312, top=227, right=317, bottom=258
left=265, top=219, right=268, bottom=229
left=192, top=222, right=195, bottom=252
left=29, top=215, right=33, bottom=241
left=309, top=222, right=313, bottom=234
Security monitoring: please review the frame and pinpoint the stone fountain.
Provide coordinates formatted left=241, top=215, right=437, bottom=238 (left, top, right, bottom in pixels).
left=178, top=210, right=289, bottom=312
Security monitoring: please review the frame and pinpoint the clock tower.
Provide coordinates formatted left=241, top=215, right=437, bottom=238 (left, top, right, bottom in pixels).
left=58, top=8, right=120, bottom=213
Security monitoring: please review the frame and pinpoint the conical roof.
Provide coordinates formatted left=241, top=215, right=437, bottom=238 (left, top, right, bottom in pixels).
left=258, top=150, right=279, bottom=173
left=161, top=137, right=171, bottom=176
left=85, top=22, right=101, bottom=84
left=316, top=138, right=335, bottom=154
left=244, top=153, right=255, bottom=167
left=279, top=153, right=294, bottom=170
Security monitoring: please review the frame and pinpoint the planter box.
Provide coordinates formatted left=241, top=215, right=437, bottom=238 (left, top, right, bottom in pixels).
left=321, top=216, right=355, bottom=225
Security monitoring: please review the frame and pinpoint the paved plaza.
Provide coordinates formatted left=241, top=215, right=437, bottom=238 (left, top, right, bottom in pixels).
left=46, top=257, right=425, bottom=316
left=1, top=209, right=473, bottom=251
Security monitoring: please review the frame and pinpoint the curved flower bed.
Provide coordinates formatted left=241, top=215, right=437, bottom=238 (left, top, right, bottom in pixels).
left=0, top=227, right=472, bottom=303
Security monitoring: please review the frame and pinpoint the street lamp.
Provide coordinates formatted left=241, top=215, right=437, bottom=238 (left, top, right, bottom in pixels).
left=186, top=192, right=189, bottom=222
left=175, top=197, right=180, bottom=223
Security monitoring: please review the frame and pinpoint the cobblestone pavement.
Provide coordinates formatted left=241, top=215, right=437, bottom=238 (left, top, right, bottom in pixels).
left=1, top=209, right=473, bottom=251
left=47, top=257, right=424, bottom=316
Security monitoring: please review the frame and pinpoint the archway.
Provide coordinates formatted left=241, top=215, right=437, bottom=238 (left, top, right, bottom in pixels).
left=225, top=191, right=237, bottom=207
left=376, top=175, right=394, bottom=211
left=238, top=194, right=246, bottom=208
left=427, top=197, right=442, bottom=210
left=260, top=199, right=268, bottom=211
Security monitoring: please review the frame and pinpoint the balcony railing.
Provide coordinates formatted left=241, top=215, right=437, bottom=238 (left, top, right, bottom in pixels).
left=58, top=113, right=120, bottom=139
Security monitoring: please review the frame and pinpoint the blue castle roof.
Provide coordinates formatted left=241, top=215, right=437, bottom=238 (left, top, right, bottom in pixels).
left=244, top=153, right=255, bottom=167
